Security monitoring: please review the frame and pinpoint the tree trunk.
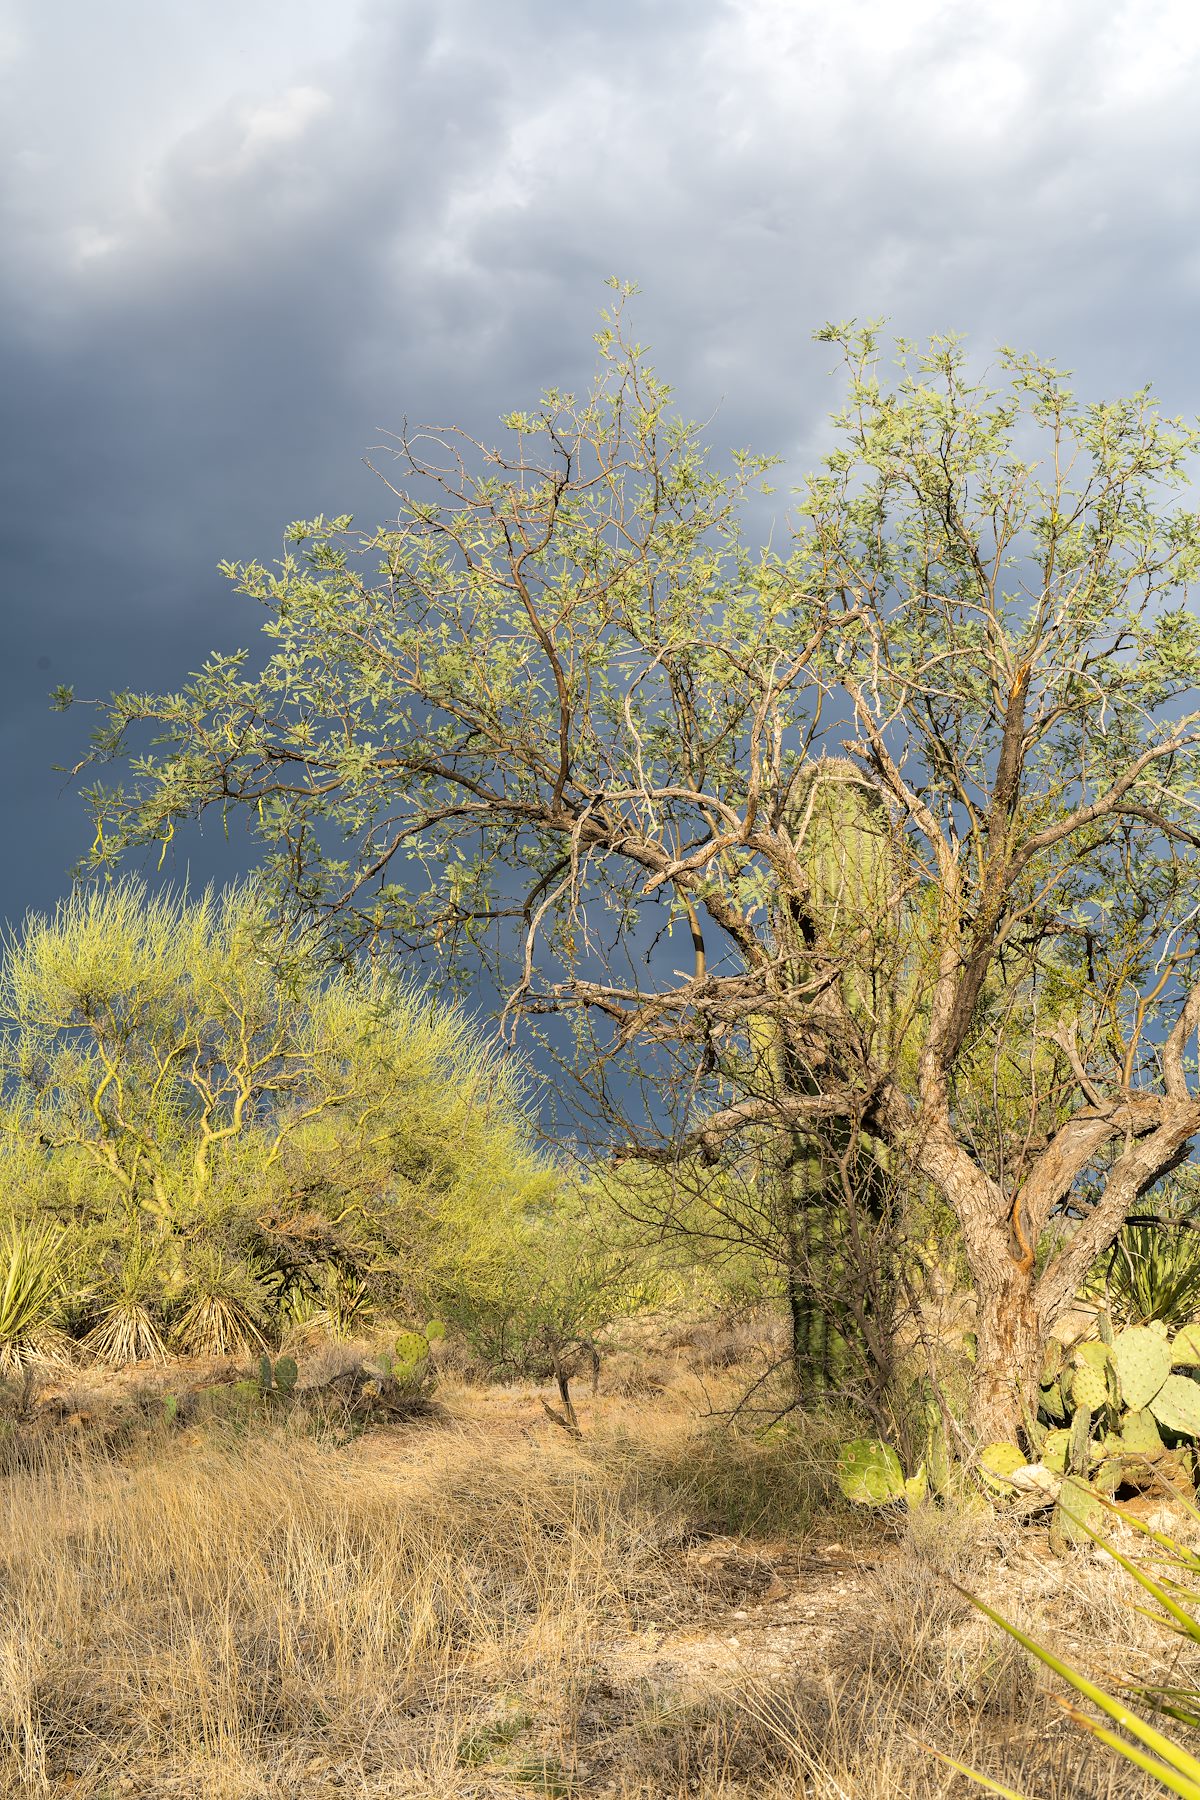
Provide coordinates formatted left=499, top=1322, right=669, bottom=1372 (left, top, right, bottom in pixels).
left=969, top=1263, right=1043, bottom=1444
left=912, top=1123, right=1046, bottom=1444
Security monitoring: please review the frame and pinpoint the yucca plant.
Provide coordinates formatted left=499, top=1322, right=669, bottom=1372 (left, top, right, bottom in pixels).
left=84, top=1232, right=168, bottom=1364
left=1088, top=1214, right=1200, bottom=1330
left=172, top=1248, right=268, bottom=1357
left=314, top=1266, right=375, bottom=1341
left=946, top=1487, right=1200, bottom=1797
left=0, top=1221, right=70, bottom=1372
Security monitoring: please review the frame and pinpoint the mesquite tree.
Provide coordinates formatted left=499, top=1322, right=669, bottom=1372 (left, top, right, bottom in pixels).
left=76, top=293, right=1200, bottom=1440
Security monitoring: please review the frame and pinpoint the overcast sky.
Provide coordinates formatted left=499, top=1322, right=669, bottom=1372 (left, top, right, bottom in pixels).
left=3, top=0, right=1200, bottom=930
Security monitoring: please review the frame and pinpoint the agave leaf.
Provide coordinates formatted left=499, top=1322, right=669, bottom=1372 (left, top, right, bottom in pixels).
left=0, top=1223, right=69, bottom=1372
left=84, top=1300, right=167, bottom=1365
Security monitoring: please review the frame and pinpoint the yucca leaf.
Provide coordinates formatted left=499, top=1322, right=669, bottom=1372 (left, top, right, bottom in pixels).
left=958, top=1588, right=1200, bottom=1788
left=1059, top=1702, right=1200, bottom=1800
left=922, top=1745, right=1032, bottom=1799
left=1079, top=1531, right=1200, bottom=1646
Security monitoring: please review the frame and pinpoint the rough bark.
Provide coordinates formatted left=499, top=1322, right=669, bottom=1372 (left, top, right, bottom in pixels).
left=971, top=1261, right=1044, bottom=1444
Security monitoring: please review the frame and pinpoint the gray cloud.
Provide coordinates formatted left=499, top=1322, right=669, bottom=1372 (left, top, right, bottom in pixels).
left=3, top=0, right=1200, bottom=922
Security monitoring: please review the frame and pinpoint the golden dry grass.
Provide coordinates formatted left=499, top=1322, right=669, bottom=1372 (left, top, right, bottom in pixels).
left=0, top=1365, right=1184, bottom=1798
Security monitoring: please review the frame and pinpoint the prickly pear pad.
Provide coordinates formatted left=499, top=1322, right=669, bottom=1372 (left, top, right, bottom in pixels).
left=836, top=1438, right=905, bottom=1506
left=1172, top=1323, right=1200, bottom=1366
left=979, top=1441, right=1025, bottom=1496
left=1149, top=1373, right=1200, bottom=1438
left=1112, top=1326, right=1172, bottom=1410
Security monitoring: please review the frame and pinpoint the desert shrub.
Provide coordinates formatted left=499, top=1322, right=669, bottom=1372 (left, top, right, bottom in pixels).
left=0, top=881, right=618, bottom=1364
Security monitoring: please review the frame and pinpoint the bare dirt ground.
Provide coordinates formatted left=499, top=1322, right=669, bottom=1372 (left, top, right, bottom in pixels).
left=1, top=1346, right=1194, bottom=1797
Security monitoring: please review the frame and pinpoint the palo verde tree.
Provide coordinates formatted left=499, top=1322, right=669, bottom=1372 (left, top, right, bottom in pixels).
left=0, top=879, right=560, bottom=1354
left=76, top=290, right=1200, bottom=1439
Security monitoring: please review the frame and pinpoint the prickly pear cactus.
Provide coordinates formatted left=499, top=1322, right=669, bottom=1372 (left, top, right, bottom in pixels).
left=1068, top=1342, right=1111, bottom=1412
left=1038, top=1374, right=1069, bottom=1424
left=274, top=1355, right=298, bottom=1395
left=1112, top=1326, right=1172, bottom=1411
left=836, top=1439, right=906, bottom=1506
left=1068, top=1404, right=1093, bottom=1476
left=1049, top=1474, right=1103, bottom=1555
left=1041, top=1428, right=1070, bottom=1474
left=388, top=1323, right=442, bottom=1397
left=1093, top=1458, right=1124, bottom=1496
left=978, top=1441, right=1026, bottom=1496
left=904, top=1464, right=929, bottom=1508
left=1172, top=1324, right=1200, bottom=1366
left=394, top=1328, right=426, bottom=1356
left=1149, top=1373, right=1200, bottom=1438
left=1120, top=1408, right=1164, bottom=1456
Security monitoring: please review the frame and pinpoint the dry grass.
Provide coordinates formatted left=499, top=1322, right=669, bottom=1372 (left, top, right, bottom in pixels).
left=0, top=1363, right=1186, bottom=1798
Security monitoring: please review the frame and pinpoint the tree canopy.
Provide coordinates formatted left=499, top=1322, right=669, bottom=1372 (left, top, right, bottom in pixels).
left=76, top=294, right=1200, bottom=1435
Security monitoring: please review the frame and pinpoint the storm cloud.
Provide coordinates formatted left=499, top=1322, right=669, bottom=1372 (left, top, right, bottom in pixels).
left=3, top=0, right=1200, bottom=924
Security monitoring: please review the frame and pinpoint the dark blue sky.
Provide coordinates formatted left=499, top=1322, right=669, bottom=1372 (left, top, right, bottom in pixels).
left=4, top=0, right=1200, bottom=930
